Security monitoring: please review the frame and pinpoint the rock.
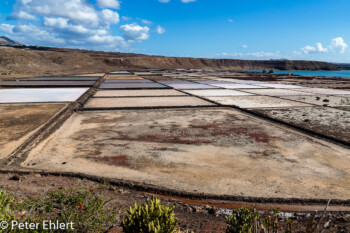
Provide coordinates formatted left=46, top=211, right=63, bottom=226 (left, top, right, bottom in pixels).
left=337, top=227, right=347, bottom=233
left=207, top=207, right=218, bottom=216
left=109, top=186, right=117, bottom=192
left=119, top=189, right=129, bottom=194
left=344, top=214, right=350, bottom=221
left=9, top=174, right=21, bottom=181
left=106, top=226, right=123, bottom=233
left=335, top=215, right=348, bottom=222
left=34, top=174, right=41, bottom=178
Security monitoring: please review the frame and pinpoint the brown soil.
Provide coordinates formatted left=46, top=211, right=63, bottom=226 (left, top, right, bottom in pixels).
left=0, top=172, right=227, bottom=232
left=96, top=155, right=130, bottom=167
left=0, top=103, right=66, bottom=159
left=0, top=172, right=349, bottom=233
left=21, top=108, right=350, bottom=199
left=252, top=106, right=350, bottom=144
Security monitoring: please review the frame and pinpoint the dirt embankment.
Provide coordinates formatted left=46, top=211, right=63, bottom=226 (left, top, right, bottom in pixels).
left=123, top=56, right=338, bottom=71
left=0, top=46, right=338, bottom=78
left=1, top=172, right=350, bottom=232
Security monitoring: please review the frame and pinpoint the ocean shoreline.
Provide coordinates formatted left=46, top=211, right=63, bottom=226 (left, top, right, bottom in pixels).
left=248, top=69, right=350, bottom=78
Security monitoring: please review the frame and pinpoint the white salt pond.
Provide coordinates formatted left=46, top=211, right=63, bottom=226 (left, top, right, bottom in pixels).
left=0, top=88, right=89, bottom=103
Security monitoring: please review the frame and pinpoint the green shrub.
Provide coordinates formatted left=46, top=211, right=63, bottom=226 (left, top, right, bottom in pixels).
left=226, top=207, right=300, bottom=233
left=121, top=197, right=179, bottom=233
left=263, top=208, right=280, bottom=233
left=226, top=207, right=255, bottom=233
left=23, top=188, right=119, bottom=232
left=0, top=190, right=17, bottom=232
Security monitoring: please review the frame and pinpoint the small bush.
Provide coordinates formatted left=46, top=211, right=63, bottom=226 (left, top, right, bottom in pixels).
left=121, top=197, right=179, bottom=233
left=262, top=208, right=279, bottom=233
left=23, top=188, right=119, bottom=232
left=0, top=190, right=17, bottom=232
left=225, top=207, right=324, bottom=233
left=226, top=207, right=255, bottom=233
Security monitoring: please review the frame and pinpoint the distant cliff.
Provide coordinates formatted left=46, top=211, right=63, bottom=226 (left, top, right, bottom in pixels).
left=0, top=45, right=339, bottom=77
left=332, top=63, right=350, bottom=70
left=119, top=56, right=338, bottom=71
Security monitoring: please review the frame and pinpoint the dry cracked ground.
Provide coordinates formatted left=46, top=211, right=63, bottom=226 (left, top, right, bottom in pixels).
left=21, top=107, right=350, bottom=200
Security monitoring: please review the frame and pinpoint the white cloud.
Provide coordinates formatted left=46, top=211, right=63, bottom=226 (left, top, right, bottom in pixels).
left=44, top=17, right=92, bottom=35
left=120, top=23, right=150, bottom=41
left=101, top=9, right=120, bottom=24
left=316, top=43, right=328, bottom=53
left=141, top=19, right=153, bottom=25
left=97, top=0, right=120, bottom=9
left=329, top=37, right=348, bottom=53
left=12, top=0, right=101, bottom=26
left=158, top=0, right=170, bottom=2
left=301, top=45, right=317, bottom=54
left=20, top=0, right=32, bottom=4
left=1, top=23, right=65, bottom=45
left=0, top=24, right=15, bottom=34
left=302, top=43, right=327, bottom=54
left=228, top=19, right=233, bottom=23
left=156, top=25, right=166, bottom=34
left=7, top=10, right=37, bottom=20
left=44, top=17, right=69, bottom=29
left=241, top=44, right=248, bottom=49
left=301, top=37, right=347, bottom=54
left=1, top=22, right=127, bottom=50
left=122, top=16, right=132, bottom=21
left=87, top=34, right=126, bottom=49
left=0, top=0, right=144, bottom=51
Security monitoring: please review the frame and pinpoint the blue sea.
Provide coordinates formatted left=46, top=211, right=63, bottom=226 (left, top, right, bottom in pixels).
left=249, top=70, right=350, bottom=78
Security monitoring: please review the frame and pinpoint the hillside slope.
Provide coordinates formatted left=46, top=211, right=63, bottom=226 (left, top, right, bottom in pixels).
left=0, top=46, right=338, bottom=78
left=123, top=56, right=337, bottom=71
left=0, top=36, right=23, bottom=45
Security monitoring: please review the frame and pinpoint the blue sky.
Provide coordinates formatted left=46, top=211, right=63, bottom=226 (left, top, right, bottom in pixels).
left=0, top=0, right=349, bottom=62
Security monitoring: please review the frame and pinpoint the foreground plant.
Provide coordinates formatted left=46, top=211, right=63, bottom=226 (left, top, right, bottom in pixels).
left=226, top=207, right=256, bottom=233
left=0, top=190, right=17, bottom=232
left=23, top=188, right=119, bottom=232
left=121, top=197, right=179, bottom=233
left=225, top=203, right=338, bottom=233
left=263, top=208, right=280, bottom=233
